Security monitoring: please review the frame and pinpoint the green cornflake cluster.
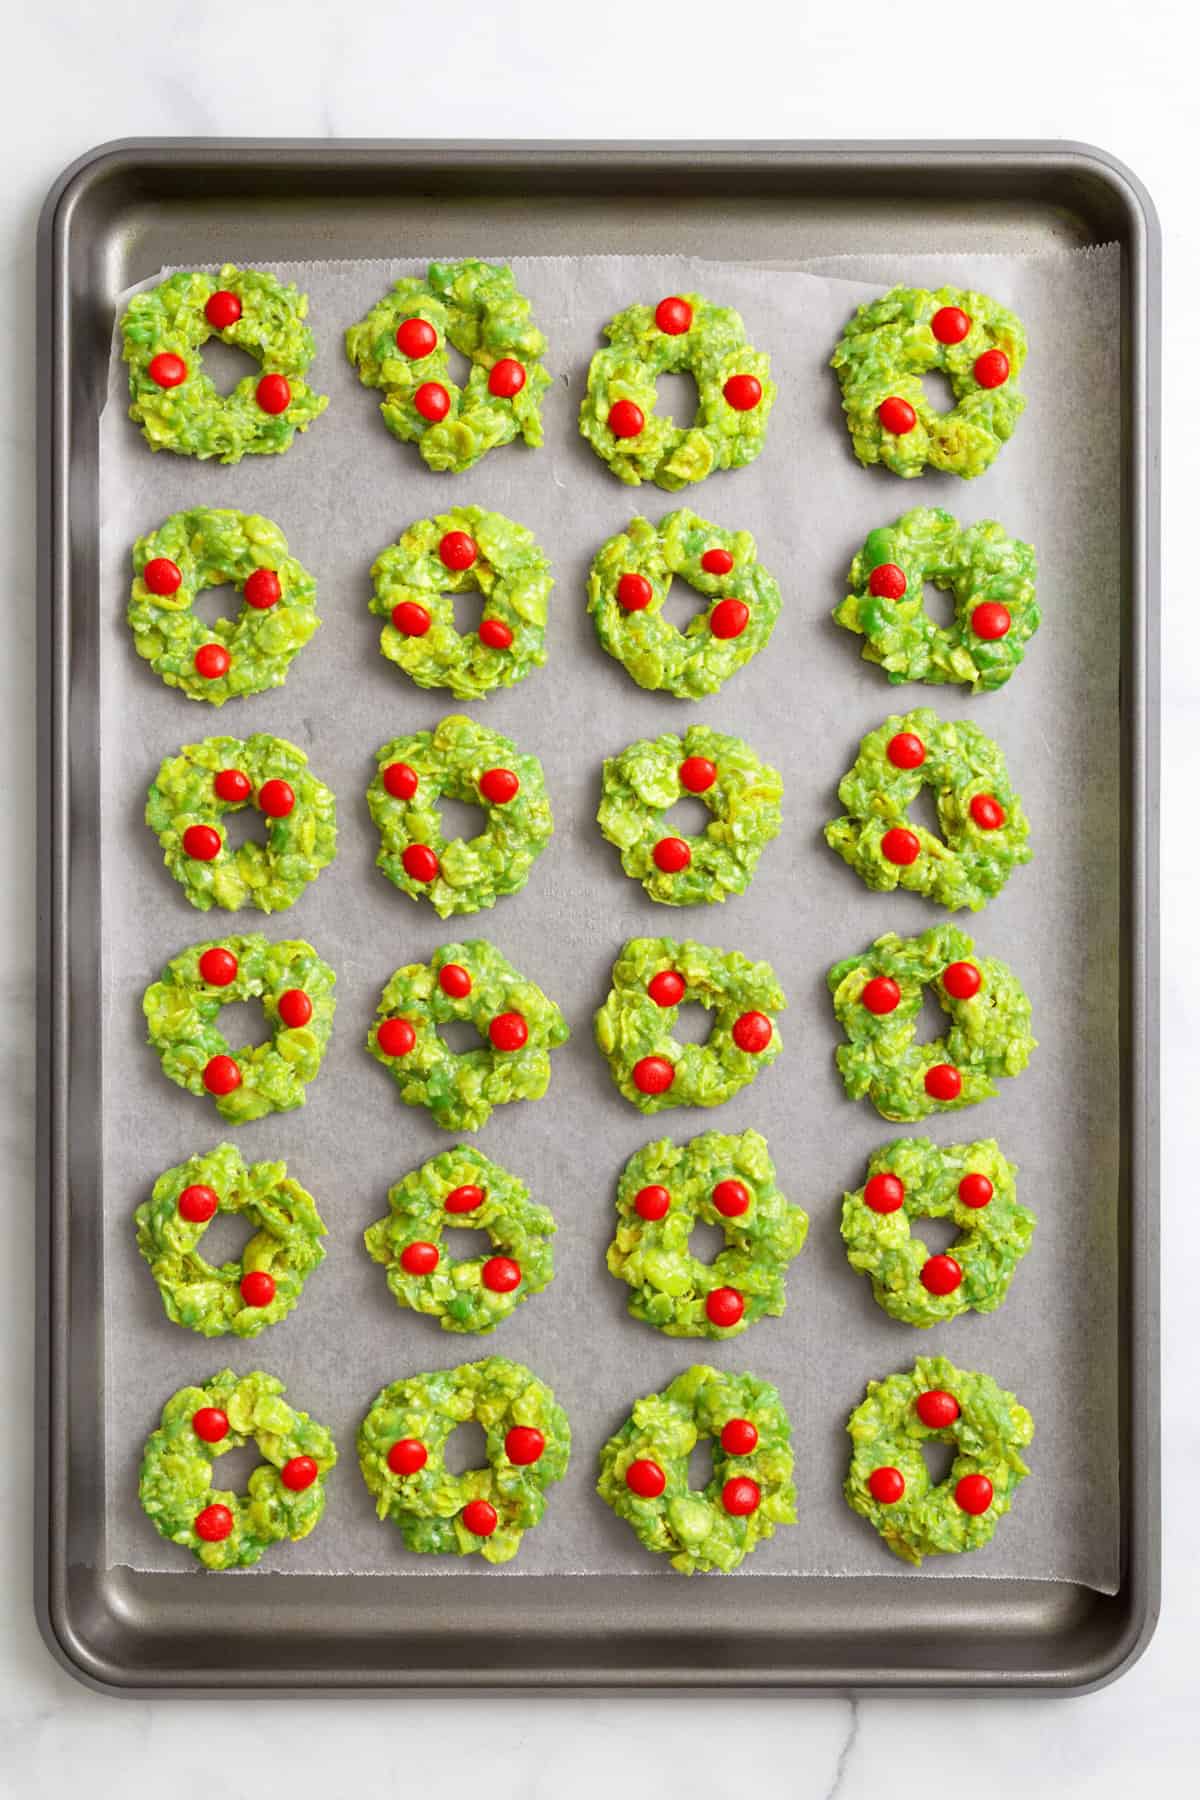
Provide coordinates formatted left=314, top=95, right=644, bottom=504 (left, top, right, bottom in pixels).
left=129, top=508, right=320, bottom=704
left=357, top=1356, right=570, bottom=1564
left=598, top=725, right=782, bottom=906
left=588, top=510, right=781, bottom=699
left=143, top=934, right=336, bottom=1124
left=825, top=708, right=1031, bottom=912
left=827, top=923, right=1036, bottom=1123
left=607, top=1131, right=808, bottom=1338
left=345, top=259, right=551, bottom=472
left=579, top=295, right=774, bottom=489
left=367, top=939, right=568, bottom=1133
left=146, top=734, right=337, bottom=913
left=121, top=265, right=328, bottom=462
left=596, top=1365, right=796, bottom=1574
left=369, top=506, right=554, bottom=699
left=138, top=1369, right=338, bottom=1570
left=367, top=715, right=553, bottom=918
left=831, top=284, right=1027, bottom=479
left=135, top=1142, right=327, bottom=1338
left=595, top=937, right=786, bottom=1115
left=841, top=1138, right=1035, bottom=1327
left=836, top=508, right=1040, bottom=692
left=845, top=1355, right=1034, bottom=1565
left=365, top=1146, right=556, bottom=1333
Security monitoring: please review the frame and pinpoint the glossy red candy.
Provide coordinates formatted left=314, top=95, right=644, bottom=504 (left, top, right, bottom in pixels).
left=438, top=963, right=472, bottom=998
left=625, top=1459, right=666, bottom=1498
left=461, top=1499, right=498, bottom=1536
left=617, top=572, right=653, bottom=611
left=655, top=297, right=693, bottom=334
left=877, top=395, right=916, bottom=434
left=401, top=844, right=440, bottom=883
left=505, top=1427, right=545, bottom=1465
left=183, top=825, right=221, bottom=861
left=721, top=1476, right=760, bottom=1515
left=487, top=358, right=526, bottom=397
left=243, top=568, right=281, bottom=610
left=652, top=837, right=691, bottom=873
left=861, top=976, right=901, bottom=1015
left=400, top=1241, right=439, bottom=1275
left=705, top=1287, right=745, bottom=1328
left=377, top=1017, right=416, bottom=1057
left=277, top=989, right=312, bottom=1029
left=869, top=563, right=907, bottom=600
left=868, top=1466, right=905, bottom=1504
left=720, top=1418, right=758, bottom=1455
left=148, top=352, right=186, bottom=388
left=971, top=602, right=1011, bottom=640
left=280, top=1456, right=318, bottom=1492
left=607, top=399, right=645, bottom=438
left=258, top=779, right=295, bottom=818
left=723, top=374, right=762, bottom=411
left=387, top=1438, right=428, bottom=1475
left=383, top=762, right=419, bottom=800
left=438, top=531, right=477, bottom=571
left=179, top=1184, right=219, bottom=1224
left=955, top=1473, right=994, bottom=1514
left=143, top=556, right=182, bottom=595
left=732, top=1012, right=772, bottom=1053
left=479, top=768, right=519, bottom=804
left=192, top=1407, right=229, bottom=1443
left=482, top=1256, right=521, bottom=1294
left=205, top=290, right=243, bottom=330
left=240, top=1270, right=276, bottom=1307
left=214, top=769, right=251, bottom=803
left=931, top=305, right=970, bottom=344
left=634, top=1185, right=671, bottom=1221
left=194, top=1503, right=234, bottom=1542
left=488, top=1012, right=528, bottom=1052
left=942, top=961, right=981, bottom=1000
left=633, top=1056, right=674, bottom=1095
left=916, top=1390, right=961, bottom=1428
left=958, top=1172, right=994, bottom=1209
left=647, top=970, right=686, bottom=1007
left=194, top=643, right=230, bottom=679
left=881, top=827, right=920, bottom=866
left=679, top=756, right=717, bottom=792
left=865, top=1172, right=904, bottom=1214
left=413, top=381, right=450, bottom=421
left=198, top=947, right=238, bottom=987
left=920, top=1254, right=963, bottom=1296
left=712, top=1179, right=750, bottom=1218
left=925, top=1063, right=963, bottom=1102
left=395, top=317, right=437, bottom=358
left=973, top=349, right=1010, bottom=389
left=255, top=374, right=291, bottom=414
left=478, top=618, right=513, bottom=650
left=202, top=1055, right=241, bottom=1096
left=887, top=732, right=926, bottom=769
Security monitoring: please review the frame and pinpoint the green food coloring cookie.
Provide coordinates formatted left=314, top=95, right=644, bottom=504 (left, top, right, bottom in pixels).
left=357, top=1356, right=569, bottom=1564
left=596, top=1364, right=796, bottom=1574
left=345, top=260, right=551, bottom=473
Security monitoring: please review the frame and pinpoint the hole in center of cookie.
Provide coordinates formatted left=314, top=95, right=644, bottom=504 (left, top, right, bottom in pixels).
left=921, top=579, right=958, bottom=629
left=915, top=1215, right=961, bottom=1256
left=193, top=1211, right=254, bottom=1270
left=220, top=809, right=266, bottom=853
left=443, top=342, right=473, bottom=388
left=191, top=583, right=241, bottom=629
left=202, top=337, right=261, bottom=397
left=441, top=1227, right=493, bottom=1262
left=438, top=1018, right=483, bottom=1055
left=656, top=369, right=698, bottom=430
left=661, top=796, right=712, bottom=841
left=905, top=785, right=943, bottom=841
left=209, top=1441, right=265, bottom=1494
left=689, top=1219, right=728, bottom=1266
left=438, top=796, right=487, bottom=844
left=687, top=1438, right=716, bottom=1493
left=670, top=1003, right=713, bottom=1048
left=921, top=1439, right=957, bottom=1486
left=914, top=988, right=947, bottom=1048
left=920, top=368, right=957, bottom=415
left=443, top=1420, right=488, bottom=1477
left=450, top=589, right=486, bottom=636
left=658, top=576, right=707, bottom=634
left=216, top=998, right=272, bottom=1052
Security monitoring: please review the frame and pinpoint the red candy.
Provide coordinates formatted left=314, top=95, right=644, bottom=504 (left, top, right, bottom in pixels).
left=277, top=989, right=312, bottom=1029
left=655, top=296, right=693, bottom=334
left=958, top=1172, right=994, bottom=1209
left=634, top=1184, right=671, bottom=1221
left=973, top=349, right=1010, bottom=389
left=203, top=1055, right=241, bottom=1096
left=255, top=374, right=291, bottom=414
left=439, top=963, right=472, bottom=998
left=679, top=755, right=717, bottom=793
left=194, top=1503, right=234, bottom=1542
left=258, top=779, right=295, bottom=819
left=194, top=643, right=230, bottom=680
left=925, top=1064, right=963, bottom=1102
left=625, top=1459, right=666, bottom=1498
left=971, top=602, right=1011, bottom=640
left=868, top=1466, right=905, bottom=1505
left=942, top=961, right=981, bottom=1000
left=931, top=305, right=971, bottom=345
left=240, top=1270, right=275, bottom=1307
left=705, top=1287, right=745, bottom=1328
left=243, top=568, right=281, bottom=610
left=608, top=399, right=645, bottom=438
left=653, top=836, right=691, bottom=874
left=881, top=827, right=920, bottom=866
left=647, top=970, right=686, bottom=1007
left=402, top=844, right=440, bottom=883
left=192, top=1407, right=229, bottom=1443
left=148, top=352, right=186, bottom=388
left=414, top=381, right=450, bottom=421
left=633, top=1056, right=674, bottom=1095
left=395, top=317, right=437, bottom=358
left=920, top=1254, right=963, bottom=1296
left=392, top=600, right=431, bottom=637
left=179, top=1184, right=219, bottom=1224
left=489, top=1012, right=528, bottom=1052
left=700, top=548, right=733, bottom=576
left=877, top=395, right=917, bottom=434
left=205, top=290, right=243, bottom=330
left=865, top=1172, right=904, bottom=1214
left=377, top=1017, right=416, bottom=1057
left=400, top=1241, right=439, bottom=1275
left=869, top=563, right=908, bottom=600
left=439, top=530, right=477, bottom=571
left=383, top=762, right=419, bottom=800
left=722, top=1476, right=760, bottom=1516
left=479, top=618, right=513, bottom=650
left=387, top=1438, right=428, bottom=1475
left=281, top=1456, right=318, bottom=1492
left=709, top=598, right=749, bottom=639
left=143, top=556, right=182, bottom=595
left=887, top=732, right=926, bottom=769
left=214, top=768, right=251, bottom=803
left=970, top=794, right=1006, bottom=830
left=461, top=1499, right=498, bottom=1537
left=183, top=824, right=221, bottom=862
left=720, top=1418, right=758, bottom=1455
left=505, top=1427, right=546, bottom=1465
left=444, top=1184, right=484, bottom=1214
left=482, top=1256, right=521, bottom=1293
left=862, top=975, right=901, bottom=1015
left=617, top=572, right=653, bottom=612
left=479, top=767, right=519, bottom=804
left=732, top=1012, right=772, bottom=1054
left=955, top=1473, right=994, bottom=1515
left=488, top=358, right=526, bottom=397
left=712, top=1179, right=750, bottom=1218
left=198, top=946, right=238, bottom=987
left=723, top=374, right=762, bottom=411
left=916, top=1390, right=961, bottom=1429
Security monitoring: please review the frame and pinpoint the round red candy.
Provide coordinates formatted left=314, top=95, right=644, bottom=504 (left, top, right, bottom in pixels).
left=887, top=732, right=926, bottom=770
left=625, top=1458, right=666, bottom=1498
left=647, top=970, right=685, bottom=1007
left=479, top=767, right=519, bottom=804
left=865, top=1172, right=905, bottom=1214
left=925, top=1063, right=962, bottom=1102
left=608, top=399, right=645, bottom=438
left=653, top=836, right=691, bottom=874
left=256, top=374, right=291, bottom=414
left=972, top=602, right=1011, bottom=640
left=461, top=1499, right=498, bottom=1537
left=203, top=1055, right=241, bottom=1096
left=395, top=316, right=437, bottom=358
left=617, top=571, right=653, bottom=612
left=377, top=1017, right=416, bottom=1057
left=414, top=381, right=451, bottom=422
left=931, top=305, right=971, bottom=345
left=487, top=358, right=526, bottom=398
left=194, top=1503, right=234, bottom=1543
left=732, top=1012, right=772, bottom=1054
left=489, top=1012, right=528, bottom=1052
left=723, top=374, right=762, bottom=411
left=392, top=600, right=431, bottom=637
left=400, top=1241, right=439, bottom=1275
left=861, top=975, right=901, bottom=1015
left=280, top=1455, right=318, bottom=1492
left=444, top=1184, right=484, bottom=1214
left=973, top=349, right=1010, bottom=389
left=700, top=547, right=733, bottom=576
left=655, top=296, right=693, bottom=334
left=868, top=1466, right=905, bottom=1505
left=439, top=963, right=472, bottom=998
left=143, top=556, right=182, bottom=595
left=942, top=961, right=981, bottom=1000
left=277, top=988, right=312, bottom=1030
left=439, top=530, right=477, bottom=571
left=479, top=618, right=513, bottom=650
left=958, top=1172, right=994, bottom=1209
left=868, top=563, right=908, bottom=600
left=633, top=1056, right=674, bottom=1095
left=955, top=1473, right=994, bottom=1515
left=214, top=768, right=251, bottom=803
left=198, top=946, right=238, bottom=987
left=205, top=290, right=242, bottom=330
left=383, top=761, right=419, bottom=800
left=709, top=598, right=749, bottom=639
left=148, top=352, right=186, bottom=388
left=482, top=1256, right=521, bottom=1293
left=881, top=826, right=920, bottom=866
left=402, top=844, right=440, bottom=883
left=194, top=643, right=230, bottom=680
left=387, top=1438, right=428, bottom=1476
left=183, top=824, right=221, bottom=862
left=243, top=568, right=281, bottom=610
left=191, top=1406, right=229, bottom=1443
left=705, top=1287, right=744, bottom=1328
left=179, top=1184, right=219, bottom=1224
left=240, top=1270, right=276, bottom=1307
left=634, top=1184, right=671, bottom=1221
left=258, top=779, right=295, bottom=819
left=505, top=1427, right=546, bottom=1466
left=722, top=1476, right=760, bottom=1516
left=877, top=395, right=916, bottom=435
left=679, top=755, right=717, bottom=793
left=916, top=1390, right=961, bottom=1429
left=712, top=1179, right=750, bottom=1218
left=720, top=1418, right=758, bottom=1456
left=970, top=794, right=1006, bottom=830
left=920, top=1254, right=963, bottom=1296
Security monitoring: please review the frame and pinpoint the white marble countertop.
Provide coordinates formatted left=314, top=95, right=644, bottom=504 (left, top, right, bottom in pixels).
left=2, top=1, right=1194, bottom=1790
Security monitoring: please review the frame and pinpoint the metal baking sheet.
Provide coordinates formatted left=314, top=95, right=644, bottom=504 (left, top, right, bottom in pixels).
left=36, top=140, right=1160, bottom=1693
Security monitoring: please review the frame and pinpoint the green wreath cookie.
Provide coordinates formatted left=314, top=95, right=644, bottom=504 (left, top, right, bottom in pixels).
left=842, top=1138, right=1034, bottom=1327
left=608, top=1131, right=807, bottom=1338
left=146, top=734, right=337, bottom=914
left=368, top=715, right=553, bottom=918
left=138, top=1369, right=337, bottom=1570
left=370, top=507, right=553, bottom=700
left=835, top=509, right=1039, bottom=691
left=587, top=510, right=781, bottom=699
left=365, top=1146, right=555, bottom=1333
left=143, top=933, right=336, bottom=1123
left=845, top=1355, right=1034, bottom=1565
left=129, top=508, right=320, bottom=704
left=827, top=923, right=1036, bottom=1122
left=831, top=285, right=1027, bottom=479
left=345, top=259, right=551, bottom=473
left=135, top=1142, right=327, bottom=1337
left=598, top=726, right=782, bottom=906
left=824, top=708, right=1031, bottom=912
left=595, top=937, right=785, bottom=1114
left=596, top=1365, right=796, bottom=1574
left=367, top=940, right=568, bottom=1133
left=579, top=293, right=774, bottom=489
left=121, top=265, right=328, bottom=463
left=357, top=1356, right=569, bottom=1564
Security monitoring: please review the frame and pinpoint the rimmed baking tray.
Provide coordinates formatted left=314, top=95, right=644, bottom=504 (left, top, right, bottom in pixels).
left=36, top=139, right=1159, bottom=1694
